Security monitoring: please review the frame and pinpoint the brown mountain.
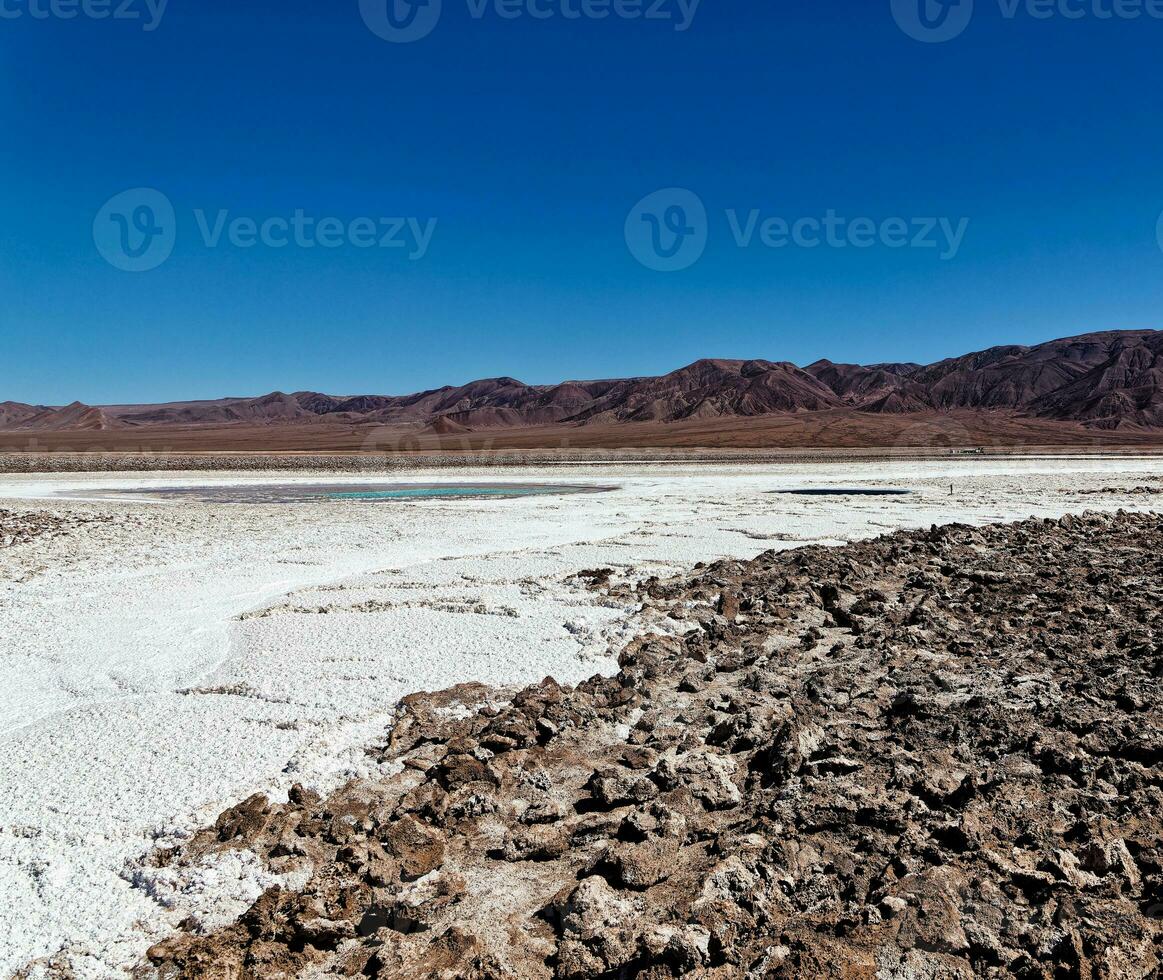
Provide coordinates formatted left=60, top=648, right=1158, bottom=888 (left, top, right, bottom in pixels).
left=1029, top=333, right=1163, bottom=428
left=803, top=330, right=1163, bottom=429
left=4, top=330, right=1163, bottom=443
left=0, top=402, right=43, bottom=428
left=14, top=401, right=121, bottom=431
left=564, top=360, right=841, bottom=424
left=802, top=361, right=928, bottom=413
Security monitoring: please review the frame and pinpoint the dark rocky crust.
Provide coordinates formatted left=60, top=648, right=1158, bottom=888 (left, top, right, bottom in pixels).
left=0, top=507, right=102, bottom=548
left=144, top=512, right=1163, bottom=979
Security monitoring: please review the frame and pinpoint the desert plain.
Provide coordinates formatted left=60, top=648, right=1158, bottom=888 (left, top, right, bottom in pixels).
left=1, top=454, right=1162, bottom=977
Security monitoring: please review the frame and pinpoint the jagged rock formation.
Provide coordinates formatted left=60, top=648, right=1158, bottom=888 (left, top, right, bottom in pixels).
left=7, top=330, right=1163, bottom=436
left=144, top=512, right=1163, bottom=979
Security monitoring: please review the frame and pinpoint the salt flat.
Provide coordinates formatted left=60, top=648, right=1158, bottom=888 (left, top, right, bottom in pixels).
left=1, top=458, right=1162, bottom=977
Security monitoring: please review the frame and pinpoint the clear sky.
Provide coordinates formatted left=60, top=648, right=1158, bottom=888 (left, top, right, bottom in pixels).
left=2, top=0, right=1162, bottom=404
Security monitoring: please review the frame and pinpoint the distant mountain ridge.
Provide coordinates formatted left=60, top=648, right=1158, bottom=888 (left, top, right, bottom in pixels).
left=6, top=330, right=1163, bottom=434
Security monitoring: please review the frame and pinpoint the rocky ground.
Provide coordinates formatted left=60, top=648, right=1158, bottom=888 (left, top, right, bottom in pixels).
left=143, top=512, right=1163, bottom=979
left=0, top=452, right=893, bottom=474
left=2, top=448, right=1159, bottom=475
left=1077, top=485, right=1163, bottom=495
left=0, top=508, right=104, bottom=549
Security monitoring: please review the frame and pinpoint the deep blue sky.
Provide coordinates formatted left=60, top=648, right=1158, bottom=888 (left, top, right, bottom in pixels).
left=2, top=0, right=1162, bottom=404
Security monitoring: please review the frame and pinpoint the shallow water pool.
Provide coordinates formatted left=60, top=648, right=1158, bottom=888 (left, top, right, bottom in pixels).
left=60, top=483, right=618, bottom=504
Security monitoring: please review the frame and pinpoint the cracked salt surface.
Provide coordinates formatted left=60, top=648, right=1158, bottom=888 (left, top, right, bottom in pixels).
left=2, top=459, right=1163, bottom=976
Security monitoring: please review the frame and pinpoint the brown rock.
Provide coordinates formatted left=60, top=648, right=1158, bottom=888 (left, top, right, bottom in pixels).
left=384, top=815, right=446, bottom=880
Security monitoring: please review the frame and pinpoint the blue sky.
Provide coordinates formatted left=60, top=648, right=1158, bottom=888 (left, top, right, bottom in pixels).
left=2, top=0, right=1162, bottom=404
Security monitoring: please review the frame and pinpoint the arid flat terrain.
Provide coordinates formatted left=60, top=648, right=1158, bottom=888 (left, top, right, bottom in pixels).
left=2, top=459, right=1162, bottom=976
left=3, top=411, right=1163, bottom=458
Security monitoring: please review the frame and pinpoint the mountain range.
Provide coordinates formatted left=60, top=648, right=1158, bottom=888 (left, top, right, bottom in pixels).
left=4, top=331, right=1163, bottom=448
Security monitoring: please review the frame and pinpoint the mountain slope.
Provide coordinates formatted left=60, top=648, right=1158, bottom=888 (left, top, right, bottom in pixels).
left=0, top=402, right=42, bottom=428
left=15, top=402, right=123, bottom=431
left=803, top=361, right=927, bottom=412
left=5, top=330, right=1163, bottom=435
left=566, top=360, right=841, bottom=424
left=1028, top=334, right=1163, bottom=428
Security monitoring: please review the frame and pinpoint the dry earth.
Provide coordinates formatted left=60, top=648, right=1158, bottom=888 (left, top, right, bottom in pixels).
left=143, top=511, right=1163, bottom=979
left=0, top=508, right=111, bottom=551
left=5, top=410, right=1163, bottom=458
left=2, top=445, right=1161, bottom=478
